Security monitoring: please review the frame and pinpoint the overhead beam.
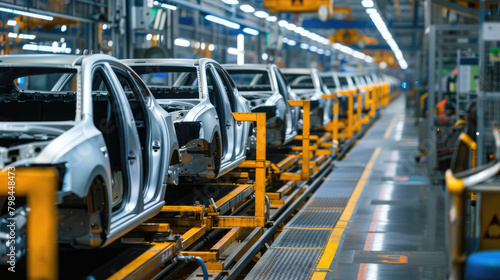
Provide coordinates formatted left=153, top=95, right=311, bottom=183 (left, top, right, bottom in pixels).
left=426, top=0, right=479, bottom=19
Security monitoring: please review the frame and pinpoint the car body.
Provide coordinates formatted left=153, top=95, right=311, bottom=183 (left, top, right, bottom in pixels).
left=223, top=64, right=300, bottom=147
left=333, top=72, right=358, bottom=118
left=281, top=68, right=332, bottom=129
left=123, top=58, right=251, bottom=180
left=0, top=54, right=180, bottom=262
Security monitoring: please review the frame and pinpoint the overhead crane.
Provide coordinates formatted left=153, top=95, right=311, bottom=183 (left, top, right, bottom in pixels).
left=3, top=86, right=400, bottom=280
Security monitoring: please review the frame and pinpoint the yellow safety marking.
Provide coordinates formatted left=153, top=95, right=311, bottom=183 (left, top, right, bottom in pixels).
left=380, top=255, right=408, bottom=264
left=271, top=247, right=323, bottom=250
left=313, top=147, right=381, bottom=276
left=384, top=117, right=398, bottom=139
left=283, top=227, right=333, bottom=230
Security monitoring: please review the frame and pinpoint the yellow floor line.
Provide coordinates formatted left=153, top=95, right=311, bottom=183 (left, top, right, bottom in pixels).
left=310, top=147, right=381, bottom=279
left=384, top=117, right=398, bottom=139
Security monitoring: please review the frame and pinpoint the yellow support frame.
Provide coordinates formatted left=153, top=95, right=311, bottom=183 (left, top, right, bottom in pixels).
left=0, top=167, right=58, bottom=280
left=1, top=168, right=57, bottom=278
left=280, top=100, right=311, bottom=181
left=337, top=90, right=354, bottom=139
left=214, top=113, right=267, bottom=228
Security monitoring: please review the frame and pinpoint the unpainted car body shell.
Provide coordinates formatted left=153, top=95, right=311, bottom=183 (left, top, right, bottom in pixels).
left=0, top=54, right=180, bottom=259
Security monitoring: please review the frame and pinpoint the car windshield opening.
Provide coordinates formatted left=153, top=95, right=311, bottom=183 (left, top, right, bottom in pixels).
left=131, top=65, right=200, bottom=99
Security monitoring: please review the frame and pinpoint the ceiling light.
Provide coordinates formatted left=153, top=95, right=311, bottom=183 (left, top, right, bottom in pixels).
left=146, top=34, right=153, bottom=40
left=205, top=15, right=241, bottom=29
left=208, top=44, right=215, bottom=51
left=333, top=43, right=342, bottom=49
left=295, top=27, right=304, bottom=34
left=262, top=53, right=269, bottom=60
left=309, top=45, right=318, bottom=52
left=174, top=38, right=190, bottom=47
left=278, top=20, right=288, bottom=27
left=325, top=50, right=332, bottom=56
left=61, top=25, right=67, bottom=32
left=317, top=48, right=325, bottom=54
left=366, top=8, right=378, bottom=14
left=365, top=56, right=374, bottom=63
left=243, top=27, right=259, bottom=36
left=361, top=0, right=374, bottom=7
left=7, top=20, right=17, bottom=26
left=285, top=23, right=296, bottom=31
left=222, top=0, right=239, bottom=4
left=287, top=39, right=297, bottom=46
left=0, top=7, right=53, bottom=21
left=227, top=47, right=239, bottom=55
left=300, top=43, right=309, bottom=49
left=240, top=4, right=255, bottom=13
left=254, top=11, right=269, bottom=18
left=266, top=16, right=277, bottom=22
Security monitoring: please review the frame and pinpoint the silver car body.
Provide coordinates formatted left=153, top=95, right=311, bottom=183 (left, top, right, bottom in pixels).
left=223, top=64, right=300, bottom=146
left=281, top=68, right=332, bottom=128
left=0, top=54, right=180, bottom=261
left=123, top=58, right=251, bottom=180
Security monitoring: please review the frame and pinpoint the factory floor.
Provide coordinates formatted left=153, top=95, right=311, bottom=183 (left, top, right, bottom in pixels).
left=245, top=96, right=446, bottom=280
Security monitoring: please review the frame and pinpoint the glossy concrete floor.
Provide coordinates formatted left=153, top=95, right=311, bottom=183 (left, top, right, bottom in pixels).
left=330, top=96, right=446, bottom=280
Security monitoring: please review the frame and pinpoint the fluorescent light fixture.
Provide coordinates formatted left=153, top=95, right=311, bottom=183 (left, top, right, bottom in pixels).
left=300, top=43, right=309, bottom=49
left=174, top=38, right=191, bottom=47
left=222, top=0, right=239, bottom=4
left=237, top=34, right=244, bottom=65
left=266, top=16, right=277, bottom=22
left=254, top=11, right=269, bottom=18
left=205, top=15, right=240, bottom=29
left=295, top=27, right=304, bottom=34
left=317, top=48, right=325, bottom=55
left=365, top=56, right=374, bottom=63
left=243, top=27, right=259, bottom=36
left=23, top=43, right=70, bottom=53
left=160, top=3, right=177, bottom=10
left=287, top=39, right=297, bottom=46
left=278, top=20, right=288, bottom=27
left=154, top=1, right=177, bottom=10
left=353, top=51, right=366, bottom=59
left=366, top=7, right=408, bottom=69
left=361, top=0, right=374, bottom=7
left=0, top=7, right=53, bottom=21
left=333, top=43, right=342, bottom=49
left=309, top=45, right=318, bottom=52
left=302, top=30, right=311, bottom=37
left=9, top=32, right=36, bottom=40
left=227, top=47, right=239, bottom=55
left=239, top=4, right=255, bottom=13
left=7, top=20, right=17, bottom=26
left=18, top=33, right=36, bottom=40
left=208, top=44, right=215, bottom=51
left=340, top=45, right=353, bottom=54
left=325, top=50, right=332, bottom=56
left=286, top=23, right=296, bottom=31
